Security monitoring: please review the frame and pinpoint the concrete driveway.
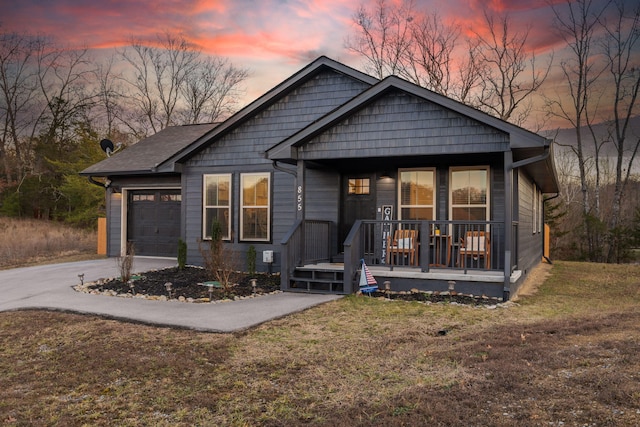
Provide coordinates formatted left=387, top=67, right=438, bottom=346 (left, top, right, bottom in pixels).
left=0, top=257, right=342, bottom=332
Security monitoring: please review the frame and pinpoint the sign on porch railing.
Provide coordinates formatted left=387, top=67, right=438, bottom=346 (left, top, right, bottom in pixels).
left=381, top=205, right=393, bottom=264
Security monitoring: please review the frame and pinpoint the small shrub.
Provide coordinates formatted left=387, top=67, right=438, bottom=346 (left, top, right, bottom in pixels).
left=198, top=219, right=239, bottom=294
left=246, top=245, right=256, bottom=275
left=177, top=238, right=187, bottom=270
left=116, top=242, right=135, bottom=283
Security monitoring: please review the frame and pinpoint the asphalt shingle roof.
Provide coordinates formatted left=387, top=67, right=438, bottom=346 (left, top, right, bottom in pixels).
left=80, top=123, right=218, bottom=176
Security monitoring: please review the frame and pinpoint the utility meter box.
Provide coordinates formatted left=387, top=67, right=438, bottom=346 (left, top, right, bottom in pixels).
left=263, top=250, right=274, bottom=263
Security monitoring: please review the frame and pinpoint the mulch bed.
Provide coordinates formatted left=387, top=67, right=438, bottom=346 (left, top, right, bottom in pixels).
left=82, top=266, right=504, bottom=306
left=363, top=290, right=504, bottom=306
left=85, top=266, right=281, bottom=301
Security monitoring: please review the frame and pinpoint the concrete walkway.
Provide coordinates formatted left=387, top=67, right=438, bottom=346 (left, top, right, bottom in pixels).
left=0, top=257, right=342, bottom=333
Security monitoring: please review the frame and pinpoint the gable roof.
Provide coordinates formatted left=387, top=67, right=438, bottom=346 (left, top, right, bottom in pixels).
left=266, top=75, right=549, bottom=159
left=266, top=75, right=558, bottom=193
left=168, top=56, right=380, bottom=165
left=80, top=123, right=219, bottom=176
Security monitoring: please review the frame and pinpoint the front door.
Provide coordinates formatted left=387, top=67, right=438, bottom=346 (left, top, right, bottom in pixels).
left=339, top=174, right=376, bottom=253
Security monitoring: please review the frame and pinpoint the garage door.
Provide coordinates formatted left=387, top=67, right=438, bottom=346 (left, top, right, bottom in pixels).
left=127, top=189, right=181, bottom=257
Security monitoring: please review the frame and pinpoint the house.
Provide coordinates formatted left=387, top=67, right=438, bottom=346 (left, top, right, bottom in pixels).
left=81, top=56, right=559, bottom=300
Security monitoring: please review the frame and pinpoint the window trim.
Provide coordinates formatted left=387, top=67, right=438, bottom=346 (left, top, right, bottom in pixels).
left=448, top=166, right=490, bottom=222
left=203, top=173, right=232, bottom=240
left=240, top=172, right=271, bottom=242
left=398, top=168, right=436, bottom=220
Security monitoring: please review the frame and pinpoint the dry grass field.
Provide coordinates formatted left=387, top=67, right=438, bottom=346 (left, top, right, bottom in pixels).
left=0, top=225, right=639, bottom=425
left=0, top=217, right=97, bottom=269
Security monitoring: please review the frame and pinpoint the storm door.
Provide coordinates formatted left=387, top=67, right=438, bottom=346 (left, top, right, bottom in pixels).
left=339, top=174, right=376, bottom=254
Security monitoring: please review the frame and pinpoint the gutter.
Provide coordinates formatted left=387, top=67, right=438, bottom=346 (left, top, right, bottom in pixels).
left=272, top=160, right=297, bottom=177
left=87, top=176, right=107, bottom=188
left=511, top=142, right=551, bottom=169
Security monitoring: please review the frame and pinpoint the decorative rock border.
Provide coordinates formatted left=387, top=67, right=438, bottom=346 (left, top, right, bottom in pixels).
left=73, top=277, right=282, bottom=304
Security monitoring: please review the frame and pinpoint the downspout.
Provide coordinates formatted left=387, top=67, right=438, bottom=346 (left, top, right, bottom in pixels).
left=511, top=143, right=551, bottom=169
left=504, top=152, right=513, bottom=301
left=272, top=160, right=297, bottom=177
left=505, top=141, right=552, bottom=300
left=87, top=176, right=107, bottom=188
left=272, top=160, right=299, bottom=292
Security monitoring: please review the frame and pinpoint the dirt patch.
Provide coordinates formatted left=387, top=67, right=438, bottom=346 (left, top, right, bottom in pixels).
left=511, top=261, right=552, bottom=301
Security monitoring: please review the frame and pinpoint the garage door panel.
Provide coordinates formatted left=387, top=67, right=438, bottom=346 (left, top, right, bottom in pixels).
left=127, top=190, right=181, bottom=257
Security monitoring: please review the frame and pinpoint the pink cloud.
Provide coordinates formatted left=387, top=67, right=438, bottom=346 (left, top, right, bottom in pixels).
left=0, top=0, right=622, bottom=130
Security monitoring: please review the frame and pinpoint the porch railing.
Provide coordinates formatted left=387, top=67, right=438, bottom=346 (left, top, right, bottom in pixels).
left=281, top=219, right=332, bottom=287
left=282, top=219, right=514, bottom=294
left=343, top=220, right=508, bottom=291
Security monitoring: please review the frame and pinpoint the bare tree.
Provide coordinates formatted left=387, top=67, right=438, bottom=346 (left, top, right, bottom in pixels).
left=346, top=0, right=415, bottom=80
left=346, top=0, right=546, bottom=123
left=473, top=11, right=552, bottom=125
left=35, top=42, right=95, bottom=152
left=0, top=31, right=43, bottom=184
left=93, top=56, right=123, bottom=138
left=118, top=32, right=198, bottom=136
left=346, top=0, right=476, bottom=100
left=547, top=0, right=608, bottom=260
left=178, top=56, right=248, bottom=124
left=117, top=32, right=248, bottom=137
left=404, top=10, right=459, bottom=96
left=599, top=0, right=640, bottom=261
left=0, top=30, right=94, bottom=185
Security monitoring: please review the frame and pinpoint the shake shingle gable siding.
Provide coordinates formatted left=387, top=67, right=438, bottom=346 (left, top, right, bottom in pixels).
left=187, top=71, right=372, bottom=166
left=300, top=92, right=510, bottom=161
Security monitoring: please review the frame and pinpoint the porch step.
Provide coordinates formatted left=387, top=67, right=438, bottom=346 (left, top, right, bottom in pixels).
left=289, top=268, right=345, bottom=293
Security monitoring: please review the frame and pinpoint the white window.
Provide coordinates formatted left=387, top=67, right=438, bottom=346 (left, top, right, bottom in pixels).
left=399, top=169, right=435, bottom=220
left=203, top=174, right=231, bottom=240
left=449, top=167, right=489, bottom=221
left=241, top=172, right=271, bottom=241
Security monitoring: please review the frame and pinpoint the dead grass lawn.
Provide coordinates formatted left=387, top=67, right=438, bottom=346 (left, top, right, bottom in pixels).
left=0, top=217, right=98, bottom=269
left=1, top=261, right=639, bottom=426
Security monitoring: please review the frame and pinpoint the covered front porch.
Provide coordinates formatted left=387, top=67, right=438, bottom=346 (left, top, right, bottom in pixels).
left=281, top=219, right=520, bottom=300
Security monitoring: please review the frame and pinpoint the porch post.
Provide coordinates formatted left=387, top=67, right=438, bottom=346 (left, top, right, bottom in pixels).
left=503, top=151, right=513, bottom=300
left=296, top=160, right=305, bottom=220
left=296, top=160, right=306, bottom=265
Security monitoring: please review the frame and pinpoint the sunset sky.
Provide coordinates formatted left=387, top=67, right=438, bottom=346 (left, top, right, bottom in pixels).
left=1, top=0, right=635, bottom=129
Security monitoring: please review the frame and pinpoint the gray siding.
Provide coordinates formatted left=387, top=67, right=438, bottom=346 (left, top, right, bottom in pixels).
left=517, top=169, right=542, bottom=273
left=376, top=174, right=396, bottom=216
left=182, top=165, right=295, bottom=271
left=305, top=168, right=340, bottom=251
left=305, top=168, right=340, bottom=222
left=107, top=189, right=121, bottom=257
left=301, top=91, right=510, bottom=160
left=182, top=70, right=371, bottom=269
left=188, top=72, right=371, bottom=167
